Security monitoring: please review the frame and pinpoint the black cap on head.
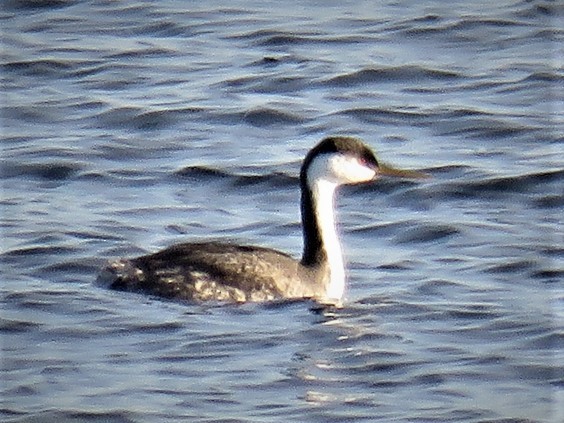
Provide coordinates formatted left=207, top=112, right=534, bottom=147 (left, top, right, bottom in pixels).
left=301, top=136, right=379, bottom=179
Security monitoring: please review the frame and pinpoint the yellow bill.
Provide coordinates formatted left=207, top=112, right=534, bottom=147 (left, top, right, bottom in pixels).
left=377, top=162, right=430, bottom=179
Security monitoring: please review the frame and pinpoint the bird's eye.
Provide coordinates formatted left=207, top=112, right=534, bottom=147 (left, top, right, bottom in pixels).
left=358, top=156, right=376, bottom=169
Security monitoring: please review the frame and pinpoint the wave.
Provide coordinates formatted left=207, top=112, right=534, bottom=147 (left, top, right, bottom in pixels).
left=452, top=169, right=563, bottom=195
left=1, top=161, right=83, bottom=181
left=242, top=107, right=306, bottom=127
left=324, top=66, right=461, bottom=87
left=174, top=165, right=297, bottom=189
left=3, top=0, right=72, bottom=11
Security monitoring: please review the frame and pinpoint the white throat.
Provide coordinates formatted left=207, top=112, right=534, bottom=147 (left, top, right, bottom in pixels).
left=308, top=176, right=346, bottom=302
left=304, top=152, right=376, bottom=302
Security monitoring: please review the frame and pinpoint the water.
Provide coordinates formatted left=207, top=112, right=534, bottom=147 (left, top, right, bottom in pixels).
left=1, top=1, right=563, bottom=422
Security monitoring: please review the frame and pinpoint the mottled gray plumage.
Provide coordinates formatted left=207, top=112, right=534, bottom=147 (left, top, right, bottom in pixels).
left=104, top=242, right=328, bottom=302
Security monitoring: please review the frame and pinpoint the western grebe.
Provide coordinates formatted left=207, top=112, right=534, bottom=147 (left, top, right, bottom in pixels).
left=100, top=136, right=425, bottom=305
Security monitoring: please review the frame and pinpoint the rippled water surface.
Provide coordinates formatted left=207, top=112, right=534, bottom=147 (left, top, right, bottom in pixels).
left=2, top=1, right=563, bottom=422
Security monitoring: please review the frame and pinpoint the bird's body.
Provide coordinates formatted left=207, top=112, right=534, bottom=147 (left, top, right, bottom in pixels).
left=100, top=136, right=422, bottom=304
left=106, top=242, right=325, bottom=302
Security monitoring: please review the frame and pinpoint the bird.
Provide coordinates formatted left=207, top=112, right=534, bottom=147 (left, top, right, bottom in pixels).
left=100, top=136, right=425, bottom=305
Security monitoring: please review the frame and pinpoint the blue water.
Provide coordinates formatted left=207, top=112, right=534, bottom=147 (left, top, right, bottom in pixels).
left=1, top=1, right=563, bottom=422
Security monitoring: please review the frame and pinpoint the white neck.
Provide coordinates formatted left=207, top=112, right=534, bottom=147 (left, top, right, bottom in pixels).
left=309, top=178, right=345, bottom=301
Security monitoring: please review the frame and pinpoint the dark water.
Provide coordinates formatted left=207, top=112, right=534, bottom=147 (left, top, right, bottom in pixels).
left=1, top=1, right=563, bottom=422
